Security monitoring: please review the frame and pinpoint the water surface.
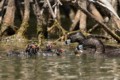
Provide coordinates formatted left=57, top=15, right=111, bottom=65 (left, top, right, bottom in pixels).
left=0, top=50, right=120, bottom=80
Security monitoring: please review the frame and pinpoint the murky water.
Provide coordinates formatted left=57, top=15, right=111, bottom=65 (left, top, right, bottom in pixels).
left=1, top=50, right=120, bottom=80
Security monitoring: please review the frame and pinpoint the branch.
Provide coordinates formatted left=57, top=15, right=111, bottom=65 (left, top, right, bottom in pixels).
left=88, top=24, right=99, bottom=33
left=75, top=2, right=120, bottom=43
left=54, top=30, right=81, bottom=42
left=57, top=0, right=62, bottom=5
left=47, top=21, right=56, bottom=32
left=45, top=0, right=56, bottom=19
left=90, top=0, right=120, bottom=20
left=40, top=2, right=47, bottom=15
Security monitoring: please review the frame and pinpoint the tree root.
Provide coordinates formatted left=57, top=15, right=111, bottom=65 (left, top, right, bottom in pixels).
left=76, top=3, right=120, bottom=43
left=54, top=30, right=82, bottom=43
left=48, top=19, right=68, bottom=39
left=88, top=24, right=99, bottom=33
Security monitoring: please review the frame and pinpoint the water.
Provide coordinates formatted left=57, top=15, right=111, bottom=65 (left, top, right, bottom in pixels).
left=0, top=50, right=120, bottom=80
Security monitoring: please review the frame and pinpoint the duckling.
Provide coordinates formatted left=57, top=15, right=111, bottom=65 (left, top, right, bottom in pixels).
left=7, top=43, right=39, bottom=57
left=25, top=43, right=39, bottom=56
left=42, top=42, right=64, bottom=57
left=55, top=48, right=64, bottom=56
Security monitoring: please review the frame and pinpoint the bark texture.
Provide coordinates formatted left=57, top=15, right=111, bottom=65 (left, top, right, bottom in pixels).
left=0, top=0, right=15, bottom=37
left=17, top=0, right=30, bottom=37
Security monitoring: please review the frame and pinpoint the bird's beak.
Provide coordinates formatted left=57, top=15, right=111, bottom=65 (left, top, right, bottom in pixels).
left=65, top=39, right=71, bottom=45
left=76, top=45, right=83, bottom=50
left=75, top=45, right=83, bottom=53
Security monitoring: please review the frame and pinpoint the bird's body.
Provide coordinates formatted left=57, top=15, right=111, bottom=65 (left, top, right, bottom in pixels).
left=7, top=43, right=64, bottom=57
left=65, top=32, right=120, bottom=57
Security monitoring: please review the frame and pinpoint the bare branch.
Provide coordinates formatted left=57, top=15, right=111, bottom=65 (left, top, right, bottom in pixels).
left=89, top=0, right=120, bottom=20
left=45, top=0, right=56, bottom=19
left=76, top=2, right=120, bottom=42
left=57, top=0, right=62, bottom=5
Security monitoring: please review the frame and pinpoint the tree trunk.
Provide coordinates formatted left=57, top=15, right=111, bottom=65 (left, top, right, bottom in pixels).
left=0, top=0, right=15, bottom=37
left=79, top=0, right=87, bottom=33
left=32, top=0, right=45, bottom=45
left=0, top=0, right=6, bottom=24
left=69, top=0, right=87, bottom=33
left=88, top=3, right=104, bottom=22
left=88, top=3, right=108, bottom=35
left=17, top=0, right=30, bottom=37
left=15, top=0, right=24, bottom=19
left=69, top=10, right=80, bottom=31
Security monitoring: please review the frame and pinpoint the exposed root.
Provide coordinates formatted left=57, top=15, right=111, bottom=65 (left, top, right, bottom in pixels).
left=88, top=24, right=99, bottom=33
left=48, top=19, right=68, bottom=41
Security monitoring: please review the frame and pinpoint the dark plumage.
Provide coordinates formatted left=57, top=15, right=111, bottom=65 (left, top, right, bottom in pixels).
left=25, top=43, right=39, bottom=56
left=42, top=43, right=64, bottom=57
left=7, top=43, right=64, bottom=57
left=65, top=32, right=120, bottom=57
left=7, top=43, right=39, bottom=57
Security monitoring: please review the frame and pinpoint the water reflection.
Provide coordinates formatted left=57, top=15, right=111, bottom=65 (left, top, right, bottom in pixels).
left=0, top=51, right=120, bottom=80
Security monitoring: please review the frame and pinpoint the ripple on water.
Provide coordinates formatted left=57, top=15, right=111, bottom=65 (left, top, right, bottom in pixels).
left=1, top=49, right=120, bottom=80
